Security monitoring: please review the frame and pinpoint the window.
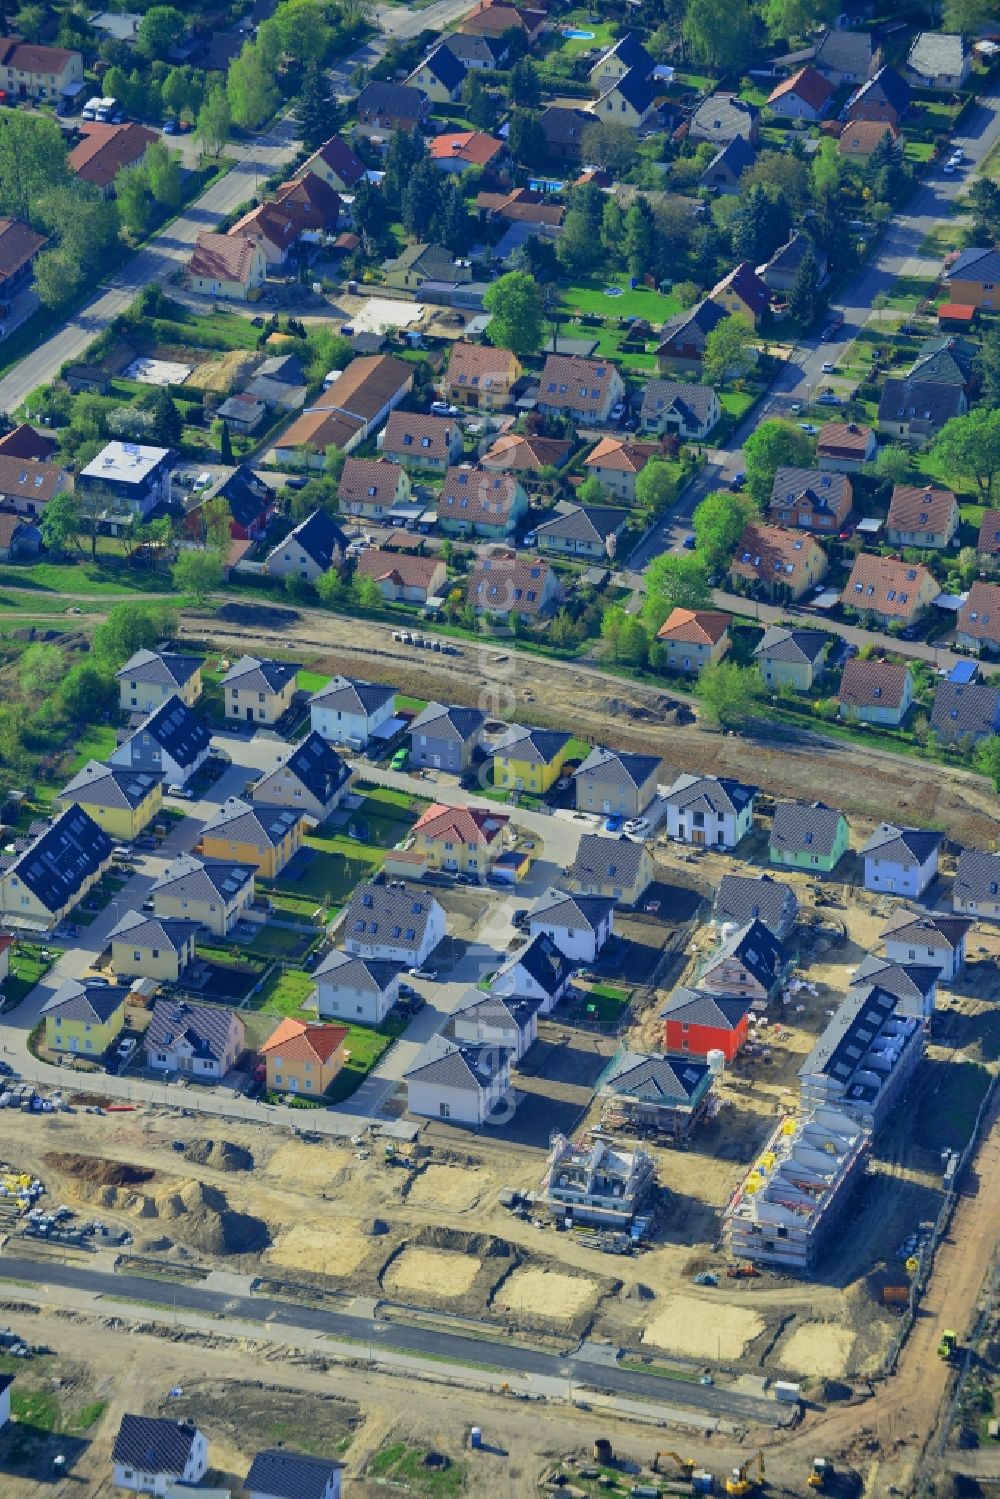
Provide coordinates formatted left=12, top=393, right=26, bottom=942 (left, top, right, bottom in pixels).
left=439, top=1101, right=451, bottom=1117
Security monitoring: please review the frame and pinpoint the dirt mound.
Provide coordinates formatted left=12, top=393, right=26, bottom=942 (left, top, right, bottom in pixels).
left=44, top=1153, right=154, bottom=1188
left=621, top=1282, right=655, bottom=1301
left=361, top=1218, right=389, bottom=1236
left=182, top=1140, right=254, bottom=1173
left=155, top=1180, right=269, bottom=1256
left=415, top=1225, right=510, bottom=1258
left=135, top=1235, right=174, bottom=1253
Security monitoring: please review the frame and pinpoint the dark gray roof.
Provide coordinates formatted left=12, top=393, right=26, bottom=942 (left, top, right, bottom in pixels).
left=314, top=948, right=406, bottom=989
left=569, top=833, right=645, bottom=886
left=770, top=800, right=846, bottom=860
left=534, top=504, right=626, bottom=546
left=908, top=30, right=968, bottom=78
left=799, top=984, right=917, bottom=1100
left=3, top=807, right=112, bottom=914
left=151, top=855, right=254, bottom=904
left=597, top=65, right=654, bottom=114
left=843, top=64, right=910, bottom=119
left=690, top=93, right=759, bottom=140
left=714, top=873, right=797, bottom=936
left=851, top=954, right=939, bottom=1003
left=202, top=797, right=303, bottom=848
left=769, top=465, right=850, bottom=518
left=42, top=977, right=128, bottom=1025
left=115, top=648, right=201, bottom=689
left=954, top=847, right=1000, bottom=904
left=221, top=654, right=298, bottom=695
left=947, top=247, right=1000, bottom=287
left=272, top=509, right=347, bottom=571
left=416, top=42, right=467, bottom=90
left=343, top=881, right=442, bottom=946
left=909, top=340, right=974, bottom=386
left=657, top=299, right=728, bottom=351
left=409, top=701, right=485, bottom=743
left=244, top=1448, right=342, bottom=1499
left=441, top=32, right=507, bottom=65
left=663, top=772, right=757, bottom=817
left=112, top=1415, right=201, bottom=1475
left=597, top=31, right=654, bottom=76
left=765, top=232, right=821, bottom=278
left=930, top=681, right=1000, bottom=743
left=109, top=909, right=199, bottom=953
left=701, top=136, right=757, bottom=181
left=640, top=378, right=718, bottom=425
left=753, top=625, right=829, bottom=666
left=600, top=1049, right=710, bottom=1104
left=263, top=731, right=351, bottom=804
left=877, top=378, right=965, bottom=429
left=576, top=746, right=661, bottom=788
left=495, top=725, right=572, bottom=765
left=815, top=28, right=877, bottom=75
left=125, top=694, right=210, bottom=770
left=58, top=760, right=160, bottom=811
left=146, top=997, right=240, bottom=1062
left=862, top=822, right=941, bottom=867
left=529, top=887, right=615, bottom=933
left=881, top=908, right=971, bottom=952
left=357, top=80, right=428, bottom=118
left=452, top=988, right=537, bottom=1031
left=310, top=674, right=395, bottom=716
left=497, top=932, right=573, bottom=996
left=704, top=918, right=787, bottom=989
left=658, top=985, right=753, bottom=1030
left=404, top=1032, right=509, bottom=1091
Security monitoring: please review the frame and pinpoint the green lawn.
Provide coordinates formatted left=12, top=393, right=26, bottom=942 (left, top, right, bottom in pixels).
left=145, top=306, right=261, bottom=352
left=394, top=694, right=428, bottom=715
left=580, top=981, right=632, bottom=1024
left=246, top=926, right=316, bottom=959
left=0, top=561, right=174, bottom=596
left=367, top=1442, right=466, bottom=1498
left=549, top=10, right=617, bottom=55
left=720, top=390, right=756, bottom=419
left=297, top=669, right=331, bottom=693
left=561, top=320, right=658, bottom=371
left=2, top=944, right=54, bottom=1008
left=561, top=275, right=682, bottom=322
left=64, top=723, right=120, bottom=773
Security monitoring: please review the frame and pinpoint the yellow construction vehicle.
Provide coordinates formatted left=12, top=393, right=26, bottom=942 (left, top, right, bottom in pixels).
left=653, top=1452, right=696, bottom=1478
left=725, top=1451, right=765, bottom=1496
left=808, top=1459, right=832, bottom=1490
left=937, top=1330, right=958, bottom=1361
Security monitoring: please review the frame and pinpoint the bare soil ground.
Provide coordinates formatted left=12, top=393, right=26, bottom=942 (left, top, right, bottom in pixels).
left=642, top=1296, right=764, bottom=1360
left=492, top=1266, right=602, bottom=1323
left=384, top=1246, right=481, bottom=1300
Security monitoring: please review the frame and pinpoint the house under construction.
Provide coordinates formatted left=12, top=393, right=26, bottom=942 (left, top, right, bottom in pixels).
left=724, top=1107, right=869, bottom=1273
left=543, top=1133, right=657, bottom=1228
left=596, top=1049, right=715, bottom=1139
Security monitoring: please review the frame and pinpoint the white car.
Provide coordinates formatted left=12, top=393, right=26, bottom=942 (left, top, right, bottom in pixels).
left=943, top=162, right=957, bottom=174
left=948, top=148, right=963, bottom=164
left=789, top=401, right=802, bottom=414
left=166, top=783, right=193, bottom=800
left=623, top=817, right=650, bottom=836
left=821, top=361, right=835, bottom=374
left=117, top=1038, right=137, bottom=1059
left=798, top=422, right=818, bottom=435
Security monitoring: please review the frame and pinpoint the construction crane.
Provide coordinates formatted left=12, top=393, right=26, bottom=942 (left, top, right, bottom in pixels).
left=653, top=1452, right=696, bottom=1478
left=725, top=1451, right=765, bottom=1497
left=808, top=1459, right=833, bottom=1490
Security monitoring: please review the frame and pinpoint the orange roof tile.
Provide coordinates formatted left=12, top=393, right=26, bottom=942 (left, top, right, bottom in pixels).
left=260, top=1016, right=349, bottom=1064
left=657, top=607, right=731, bottom=646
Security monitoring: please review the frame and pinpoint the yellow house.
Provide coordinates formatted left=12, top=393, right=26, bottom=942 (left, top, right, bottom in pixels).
left=115, top=649, right=203, bottom=713
left=0, top=807, right=112, bottom=930
left=109, top=910, right=199, bottom=982
left=589, top=68, right=655, bottom=130
left=405, top=46, right=465, bottom=104
left=189, top=232, right=266, bottom=302
left=150, top=854, right=255, bottom=938
left=259, top=1016, right=349, bottom=1096
left=445, top=342, right=521, bottom=412
left=221, top=655, right=298, bottom=726
left=52, top=761, right=162, bottom=841
left=411, top=802, right=510, bottom=875
left=198, top=797, right=304, bottom=878
left=493, top=726, right=575, bottom=795
left=42, top=978, right=126, bottom=1057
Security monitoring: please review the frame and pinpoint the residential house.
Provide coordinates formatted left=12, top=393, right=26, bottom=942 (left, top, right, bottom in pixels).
left=543, top=1134, right=656, bottom=1228
left=260, top=1017, right=349, bottom=1097
left=0, top=452, right=70, bottom=518
left=379, top=411, right=463, bottom=471
left=221, top=655, right=298, bottom=726
left=842, top=65, right=910, bottom=126
left=660, top=986, right=753, bottom=1060
left=589, top=32, right=654, bottom=90
left=957, top=580, right=1000, bottom=655
left=574, top=747, right=661, bottom=819
left=475, top=186, right=565, bottom=233
left=355, top=80, right=429, bottom=132
left=851, top=953, right=939, bottom=1021
left=700, top=136, right=757, bottom=193
left=459, top=0, right=545, bottom=41
left=0, top=217, right=47, bottom=340
left=198, top=798, right=304, bottom=879
left=145, top=998, right=244, bottom=1080
left=244, top=1448, right=342, bottom=1499
left=534, top=503, right=628, bottom=559
left=109, top=695, right=211, bottom=787
left=150, top=854, right=254, bottom=938
left=589, top=68, right=656, bottom=130
left=0, top=806, right=111, bottom=929
left=696, top=918, right=789, bottom=1006
left=539, top=104, right=594, bottom=163
left=437, top=465, right=528, bottom=538
left=766, top=65, right=833, bottom=120
left=338, top=457, right=410, bottom=520
left=566, top=833, right=653, bottom=905
left=730, top=522, right=828, bottom=602
left=0, top=426, right=55, bottom=465
left=69, top=122, right=157, bottom=196
left=597, top=1050, right=714, bottom=1139
left=0, top=38, right=83, bottom=101
left=405, top=44, right=466, bottom=103
left=886, top=483, right=958, bottom=549
left=953, top=848, right=1000, bottom=923
left=480, top=432, right=572, bottom=474
left=770, top=801, right=849, bottom=874
left=112, top=1414, right=208, bottom=1495
left=429, top=130, right=507, bottom=174
left=265, top=510, right=346, bottom=583
left=881, top=908, right=969, bottom=983
left=944, top=248, right=1000, bottom=312
left=272, top=173, right=342, bottom=235
left=655, top=300, right=729, bottom=375
left=817, top=420, right=877, bottom=471
left=862, top=822, right=941, bottom=897
left=930, top=680, right=1000, bottom=745
left=639, top=380, right=721, bottom=439
left=78, top=441, right=173, bottom=519
left=341, top=881, right=446, bottom=966
left=445, top=342, right=520, bottom=411
left=109, top=909, right=198, bottom=983
left=188, top=231, right=266, bottom=301
left=42, top=979, right=126, bottom=1057
left=252, top=732, right=351, bottom=824
left=709, top=262, right=771, bottom=328
left=662, top=772, right=757, bottom=848
left=909, top=335, right=976, bottom=389
left=314, top=950, right=404, bottom=1026
left=383, top=242, right=472, bottom=292
left=52, top=761, right=161, bottom=841
left=688, top=94, right=760, bottom=145
left=467, top=551, right=563, bottom=621
left=536, top=353, right=625, bottom=425
left=761, top=232, right=828, bottom=295
left=409, top=702, right=485, bottom=772
left=310, top=675, right=396, bottom=749
left=228, top=202, right=298, bottom=268
left=208, top=465, right=275, bottom=540
left=837, top=120, right=902, bottom=161
left=294, top=134, right=366, bottom=192
left=527, top=888, right=615, bottom=963
left=841, top=553, right=940, bottom=628
left=494, top=725, right=574, bottom=795
left=583, top=436, right=660, bottom=502
left=657, top=607, right=731, bottom=675
left=978, top=510, right=1000, bottom=570
left=752, top=625, right=828, bottom=690
left=767, top=467, right=852, bottom=532
left=411, top=802, right=509, bottom=876
left=451, top=988, right=537, bottom=1061
left=0, top=513, right=40, bottom=560
left=815, top=28, right=881, bottom=85
left=491, top=931, right=574, bottom=1014
left=404, top=1034, right=513, bottom=1126
left=714, top=872, right=798, bottom=942
left=115, top=650, right=202, bottom=714
left=276, top=355, right=414, bottom=465
left=441, top=32, right=508, bottom=68
left=907, top=31, right=970, bottom=89
left=798, top=985, right=922, bottom=1132
left=214, top=392, right=267, bottom=434
left=839, top=657, right=913, bottom=726
left=355, top=549, right=447, bottom=603
left=878, top=377, right=968, bottom=441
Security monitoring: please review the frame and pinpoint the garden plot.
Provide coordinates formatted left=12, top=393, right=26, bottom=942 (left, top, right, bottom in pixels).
left=124, top=356, right=193, bottom=385
left=780, top=1321, right=856, bottom=1379
left=642, top=1295, right=764, bottom=1359
left=383, top=1246, right=482, bottom=1300
left=493, top=1267, right=601, bottom=1323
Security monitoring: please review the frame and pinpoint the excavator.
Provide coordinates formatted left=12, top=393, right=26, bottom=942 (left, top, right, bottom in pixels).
left=725, top=1450, right=765, bottom=1497
left=808, top=1458, right=833, bottom=1490
left=653, top=1453, right=696, bottom=1478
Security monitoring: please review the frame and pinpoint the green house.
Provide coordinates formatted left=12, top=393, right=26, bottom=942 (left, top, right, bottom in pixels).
left=769, top=800, right=849, bottom=873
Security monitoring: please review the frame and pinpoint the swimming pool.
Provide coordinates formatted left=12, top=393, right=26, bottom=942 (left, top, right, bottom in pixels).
left=562, top=27, right=595, bottom=38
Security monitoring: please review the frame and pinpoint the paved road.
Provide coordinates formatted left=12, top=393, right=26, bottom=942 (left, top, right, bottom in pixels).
left=628, top=80, right=1000, bottom=572
left=330, top=0, right=474, bottom=97
left=0, top=1251, right=789, bottom=1425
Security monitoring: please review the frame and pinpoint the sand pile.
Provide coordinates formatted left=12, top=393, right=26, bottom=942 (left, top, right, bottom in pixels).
left=642, top=1296, right=763, bottom=1359
left=781, top=1322, right=855, bottom=1378
left=182, top=1140, right=254, bottom=1172
left=44, top=1152, right=154, bottom=1188
left=74, top=1176, right=268, bottom=1256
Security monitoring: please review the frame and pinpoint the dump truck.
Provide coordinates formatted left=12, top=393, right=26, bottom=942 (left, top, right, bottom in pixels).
left=808, top=1459, right=833, bottom=1490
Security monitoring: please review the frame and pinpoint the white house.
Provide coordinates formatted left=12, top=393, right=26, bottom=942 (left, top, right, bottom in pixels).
left=108, top=694, right=211, bottom=787
left=661, top=772, right=757, bottom=849
left=953, top=848, right=1000, bottom=923
left=144, top=998, right=244, bottom=1081
left=340, top=881, right=445, bottom=967
left=880, top=909, right=970, bottom=983
left=404, top=1033, right=513, bottom=1125
left=0, top=1373, right=11, bottom=1430
left=862, top=823, right=941, bottom=899
left=313, top=949, right=404, bottom=1026
left=490, top=932, right=575, bottom=1014
left=451, top=988, right=538, bottom=1061
left=244, top=1449, right=342, bottom=1499
left=526, top=888, right=614, bottom=964
left=309, top=675, right=397, bottom=749
left=112, top=1415, right=208, bottom=1496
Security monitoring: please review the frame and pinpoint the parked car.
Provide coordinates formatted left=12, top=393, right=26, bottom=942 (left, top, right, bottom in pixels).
left=455, top=873, right=478, bottom=886
left=162, top=117, right=179, bottom=134
left=430, top=401, right=459, bottom=416
left=624, top=817, right=650, bottom=836
left=390, top=747, right=409, bottom=770
left=604, top=814, right=623, bottom=833
left=512, top=908, right=528, bottom=927
left=798, top=422, right=818, bottom=435
left=166, top=783, right=193, bottom=799
left=408, top=967, right=436, bottom=980
left=682, top=532, right=697, bottom=549
left=117, top=1038, right=137, bottom=1060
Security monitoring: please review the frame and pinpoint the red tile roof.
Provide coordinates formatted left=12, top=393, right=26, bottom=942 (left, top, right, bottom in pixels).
left=887, top=483, right=957, bottom=536
left=413, top=801, right=509, bottom=846
left=958, top=580, right=1000, bottom=646
left=480, top=433, right=571, bottom=472
left=839, top=657, right=910, bottom=709
left=816, top=420, right=874, bottom=458
left=978, top=509, right=1000, bottom=557
left=657, top=607, right=731, bottom=646
left=355, top=549, right=443, bottom=591
left=260, top=1016, right=349, bottom=1064
left=731, top=523, right=826, bottom=586
left=585, top=436, right=660, bottom=474
left=69, top=122, right=157, bottom=190
left=837, top=119, right=901, bottom=155
left=430, top=131, right=505, bottom=166
left=189, top=231, right=262, bottom=284
left=229, top=201, right=298, bottom=251
left=0, top=217, right=45, bottom=281
left=767, top=65, right=833, bottom=113
left=841, top=552, right=938, bottom=618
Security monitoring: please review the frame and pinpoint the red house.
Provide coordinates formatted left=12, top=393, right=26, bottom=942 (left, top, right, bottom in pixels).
left=659, top=986, right=752, bottom=1061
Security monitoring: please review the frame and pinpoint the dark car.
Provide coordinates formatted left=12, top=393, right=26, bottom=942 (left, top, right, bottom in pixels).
left=512, top=908, right=528, bottom=927
left=682, top=533, right=696, bottom=550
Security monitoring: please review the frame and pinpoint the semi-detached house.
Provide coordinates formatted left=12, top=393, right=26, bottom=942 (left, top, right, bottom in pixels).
left=338, top=457, right=410, bottom=520
left=408, top=702, right=485, bottom=772
left=536, top=353, right=624, bottom=425
left=574, top=747, right=661, bottom=819
left=275, top=355, right=415, bottom=465
left=314, top=950, right=405, bottom=1027
left=109, top=694, right=211, bottom=787
left=150, top=854, right=255, bottom=937
left=0, top=39, right=83, bottom=100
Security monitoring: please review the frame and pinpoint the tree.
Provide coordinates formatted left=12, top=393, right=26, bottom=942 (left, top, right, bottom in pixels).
left=354, top=574, right=383, bottom=611
left=162, top=68, right=190, bottom=119
left=731, top=184, right=789, bottom=266
left=0, top=111, right=70, bottom=226
left=506, top=109, right=547, bottom=169
left=933, top=408, right=1000, bottom=502
left=974, top=325, right=1000, bottom=410
left=692, top=489, right=758, bottom=569
left=273, top=0, right=332, bottom=63
left=114, top=165, right=151, bottom=235
left=810, top=137, right=842, bottom=200
left=974, top=735, right=1000, bottom=791
left=580, top=120, right=637, bottom=180
left=436, top=177, right=470, bottom=255
left=298, top=63, right=337, bottom=150
left=557, top=205, right=602, bottom=276
left=483, top=271, right=544, bottom=357
left=145, top=139, right=182, bottom=208
left=93, top=602, right=176, bottom=666
left=509, top=57, right=540, bottom=108
left=137, top=4, right=186, bottom=58
left=200, top=495, right=232, bottom=553
left=702, top=313, right=755, bottom=386
left=59, top=663, right=115, bottom=723
left=402, top=157, right=443, bottom=241
left=968, top=179, right=1000, bottom=245
left=624, top=196, right=656, bottom=279
left=19, top=642, right=65, bottom=696
left=227, top=42, right=279, bottom=129
left=173, top=549, right=224, bottom=602
left=871, top=444, right=914, bottom=484
left=683, top=0, right=752, bottom=69
left=218, top=420, right=234, bottom=463
left=699, top=661, right=765, bottom=727
left=315, top=568, right=348, bottom=607
left=761, top=0, right=835, bottom=39
left=944, top=0, right=996, bottom=27
left=601, top=197, right=625, bottom=263
left=577, top=475, right=607, bottom=506
left=743, top=420, right=814, bottom=507
left=643, top=553, right=711, bottom=632
left=872, top=291, right=889, bottom=328
left=788, top=246, right=822, bottom=324
left=39, top=490, right=80, bottom=554
left=463, top=71, right=498, bottom=132
left=196, top=85, right=231, bottom=158
left=635, top=459, right=678, bottom=514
